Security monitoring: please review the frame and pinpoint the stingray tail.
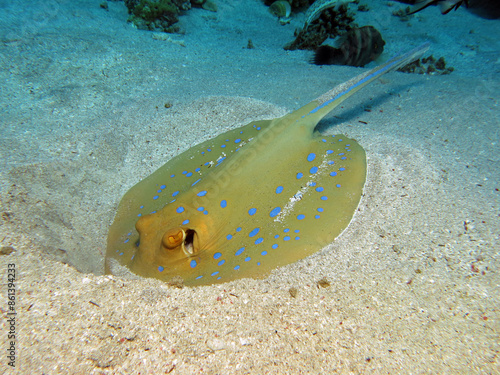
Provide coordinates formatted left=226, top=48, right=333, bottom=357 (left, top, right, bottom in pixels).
left=306, top=42, right=430, bottom=124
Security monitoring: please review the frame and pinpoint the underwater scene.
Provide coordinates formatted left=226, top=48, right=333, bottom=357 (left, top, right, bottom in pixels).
left=0, top=0, right=499, bottom=373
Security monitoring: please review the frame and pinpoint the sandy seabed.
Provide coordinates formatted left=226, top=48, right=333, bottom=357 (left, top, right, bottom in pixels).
left=0, top=0, right=499, bottom=373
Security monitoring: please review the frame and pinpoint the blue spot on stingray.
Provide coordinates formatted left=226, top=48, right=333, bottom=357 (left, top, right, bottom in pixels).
left=270, top=207, right=281, bottom=218
left=327, top=150, right=334, bottom=154
left=153, top=195, right=159, bottom=200
left=248, top=208, right=257, bottom=216
left=160, top=185, right=166, bottom=189
left=295, top=237, right=300, bottom=240
left=294, top=229, right=300, bottom=233
left=119, top=252, right=123, bottom=256
left=257, top=262, right=261, bottom=266
left=182, top=171, right=187, bottom=175
left=261, top=251, right=267, bottom=256
left=197, top=206, right=204, bottom=211
left=330, top=171, right=337, bottom=177
left=245, top=257, right=251, bottom=262
left=176, top=206, right=184, bottom=213
left=234, top=265, right=240, bottom=270
left=296, top=172, right=303, bottom=179
left=255, top=238, right=263, bottom=245
left=284, top=229, right=290, bottom=233
left=158, top=266, right=164, bottom=272
left=196, top=275, right=203, bottom=280
left=220, top=200, right=227, bottom=208
left=284, top=236, right=291, bottom=241
left=236, top=227, right=242, bottom=232
left=192, top=179, right=201, bottom=186
left=124, top=239, right=129, bottom=244
left=321, top=196, right=328, bottom=200
left=276, top=186, right=284, bottom=194
left=336, top=184, right=342, bottom=188
left=272, top=244, right=278, bottom=249
left=339, top=153, right=345, bottom=156
left=172, top=191, right=179, bottom=197
left=203, top=210, right=208, bottom=215
left=274, top=234, right=279, bottom=239
left=221, top=144, right=226, bottom=148
left=249, top=228, right=260, bottom=237
left=317, top=207, right=324, bottom=212
left=182, top=219, right=189, bottom=225
left=235, top=247, right=245, bottom=256
left=214, top=252, right=222, bottom=259
left=309, top=181, right=317, bottom=187
left=207, top=148, right=212, bottom=152
left=186, top=172, right=193, bottom=177
left=170, top=174, right=175, bottom=178
left=227, top=234, right=232, bottom=240
left=235, top=138, right=241, bottom=143
left=315, top=215, right=320, bottom=219
left=307, top=153, right=316, bottom=162
left=140, top=206, right=144, bottom=209
left=310, top=166, right=318, bottom=174
left=339, top=167, right=346, bottom=171
left=316, top=187, right=324, bottom=192
left=195, top=168, right=201, bottom=172
left=328, top=161, right=335, bottom=165
left=297, top=214, right=305, bottom=220
left=341, top=156, right=347, bottom=160
left=197, top=190, right=207, bottom=197
left=211, top=271, right=219, bottom=276
left=218, top=260, right=225, bottom=266
left=190, top=260, right=197, bottom=268
left=137, top=213, right=142, bottom=217
left=157, top=190, right=162, bottom=194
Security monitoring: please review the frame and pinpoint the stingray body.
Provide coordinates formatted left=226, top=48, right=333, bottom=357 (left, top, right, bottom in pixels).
left=106, top=43, right=429, bottom=286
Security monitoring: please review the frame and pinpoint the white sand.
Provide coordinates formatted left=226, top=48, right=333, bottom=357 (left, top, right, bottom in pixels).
left=1, top=0, right=499, bottom=373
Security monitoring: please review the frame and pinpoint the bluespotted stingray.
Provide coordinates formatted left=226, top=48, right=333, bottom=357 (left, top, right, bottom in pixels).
left=106, top=43, right=429, bottom=286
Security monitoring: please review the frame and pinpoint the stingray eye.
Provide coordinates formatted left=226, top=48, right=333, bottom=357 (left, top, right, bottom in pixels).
left=162, top=228, right=185, bottom=249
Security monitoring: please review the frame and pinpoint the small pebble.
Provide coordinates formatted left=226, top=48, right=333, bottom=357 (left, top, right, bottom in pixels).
left=0, top=246, right=15, bottom=255
left=317, top=277, right=331, bottom=288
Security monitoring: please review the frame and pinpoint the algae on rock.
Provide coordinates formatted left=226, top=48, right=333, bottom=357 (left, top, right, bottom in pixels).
left=125, top=0, right=216, bottom=33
